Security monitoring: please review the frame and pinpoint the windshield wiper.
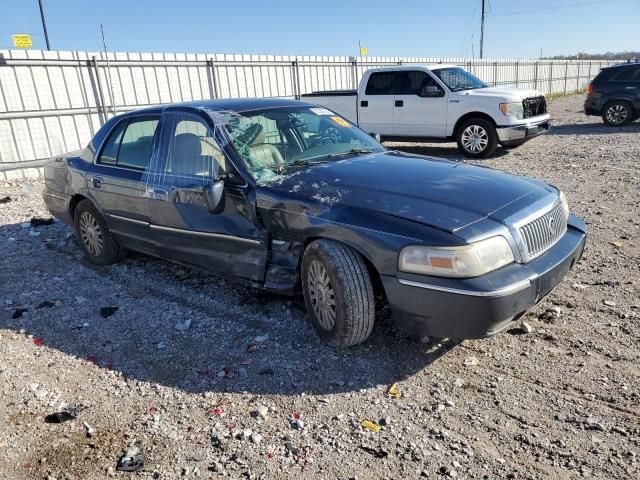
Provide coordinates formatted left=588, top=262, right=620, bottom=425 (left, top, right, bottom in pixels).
left=284, top=158, right=331, bottom=169
left=326, top=148, right=374, bottom=159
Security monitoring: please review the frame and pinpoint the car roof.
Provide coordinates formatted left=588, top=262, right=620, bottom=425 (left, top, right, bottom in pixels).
left=116, top=97, right=313, bottom=119
left=365, top=64, right=459, bottom=73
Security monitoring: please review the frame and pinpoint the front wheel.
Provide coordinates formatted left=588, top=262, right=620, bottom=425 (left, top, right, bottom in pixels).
left=301, top=240, right=375, bottom=347
left=602, top=101, right=633, bottom=126
left=456, top=118, right=498, bottom=158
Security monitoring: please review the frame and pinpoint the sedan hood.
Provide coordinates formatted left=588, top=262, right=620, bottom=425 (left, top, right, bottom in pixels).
left=262, top=151, right=554, bottom=233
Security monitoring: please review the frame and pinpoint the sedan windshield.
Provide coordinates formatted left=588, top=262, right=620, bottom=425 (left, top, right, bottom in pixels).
left=214, top=106, right=385, bottom=184
left=432, top=67, right=488, bottom=92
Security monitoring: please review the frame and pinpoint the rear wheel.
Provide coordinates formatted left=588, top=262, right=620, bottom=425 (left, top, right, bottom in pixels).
left=456, top=118, right=498, bottom=158
left=602, top=101, right=633, bottom=126
left=74, top=199, right=127, bottom=265
left=301, top=240, right=375, bottom=347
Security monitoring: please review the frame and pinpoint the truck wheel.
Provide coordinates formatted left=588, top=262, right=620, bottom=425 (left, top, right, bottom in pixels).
left=301, top=240, right=375, bottom=347
left=456, top=118, right=498, bottom=158
left=602, top=101, right=632, bottom=126
left=74, top=199, right=127, bottom=265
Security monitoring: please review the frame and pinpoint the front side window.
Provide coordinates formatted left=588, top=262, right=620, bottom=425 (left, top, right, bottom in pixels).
left=98, top=116, right=159, bottom=169
left=166, top=116, right=226, bottom=180
left=432, top=67, right=487, bottom=92
left=398, top=71, right=440, bottom=95
left=216, top=106, right=385, bottom=185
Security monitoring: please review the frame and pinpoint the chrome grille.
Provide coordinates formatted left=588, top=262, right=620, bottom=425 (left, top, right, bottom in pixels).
left=519, top=202, right=567, bottom=260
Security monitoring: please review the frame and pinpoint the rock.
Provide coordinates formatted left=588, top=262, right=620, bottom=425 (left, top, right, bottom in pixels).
left=464, top=357, right=479, bottom=366
left=379, top=416, right=391, bottom=426
left=572, top=282, right=587, bottom=290
left=603, top=300, right=616, bottom=307
left=520, top=321, right=533, bottom=334
left=174, top=318, right=192, bottom=332
left=156, top=341, right=168, bottom=350
left=250, top=432, right=263, bottom=444
left=255, top=405, right=269, bottom=419
left=83, top=421, right=95, bottom=437
left=242, top=429, right=253, bottom=441
left=254, top=334, right=269, bottom=342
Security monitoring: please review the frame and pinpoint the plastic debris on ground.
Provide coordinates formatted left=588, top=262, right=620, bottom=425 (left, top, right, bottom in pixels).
left=117, top=442, right=145, bottom=472
left=360, top=419, right=381, bottom=433
left=387, top=382, right=401, bottom=399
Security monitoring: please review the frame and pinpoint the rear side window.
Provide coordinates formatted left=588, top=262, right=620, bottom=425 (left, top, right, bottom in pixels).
left=609, top=67, right=640, bottom=82
left=98, top=116, right=159, bottom=169
left=365, top=72, right=399, bottom=95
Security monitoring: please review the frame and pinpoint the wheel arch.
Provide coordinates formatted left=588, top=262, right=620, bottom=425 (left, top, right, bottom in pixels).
left=69, top=193, right=89, bottom=221
left=452, top=112, right=497, bottom=138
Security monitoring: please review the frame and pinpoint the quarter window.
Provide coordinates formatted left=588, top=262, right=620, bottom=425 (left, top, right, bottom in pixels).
left=98, top=116, right=159, bottom=169
left=610, top=67, right=640, bottom=82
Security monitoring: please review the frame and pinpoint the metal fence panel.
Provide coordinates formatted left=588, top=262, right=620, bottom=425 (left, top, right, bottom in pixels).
left=0, top=48, right=615, bottom=179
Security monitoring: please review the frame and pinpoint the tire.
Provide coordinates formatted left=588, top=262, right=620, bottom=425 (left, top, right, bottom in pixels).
left=74, top=199, right=127, bottom=265
left=602, top=101, right=633, bottom=126
left=301, top=240, right=375, bottom=347
left=456, top=118, right=498, bottom=158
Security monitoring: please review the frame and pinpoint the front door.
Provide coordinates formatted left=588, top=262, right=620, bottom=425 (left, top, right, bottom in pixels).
left=393, top=70, right=448, bottom=137
left=357, top=70, right=398, bottom=136
left=86, top=114, right=159, bottom=254
left=147, top=110, right=267, bottom=281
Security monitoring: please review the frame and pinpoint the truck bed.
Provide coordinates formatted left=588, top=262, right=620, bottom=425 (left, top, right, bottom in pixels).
left=300, top=90, right=358, bottom=124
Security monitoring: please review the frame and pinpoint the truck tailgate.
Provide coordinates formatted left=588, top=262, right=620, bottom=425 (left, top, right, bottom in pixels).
left=301, top=90, right=358, bottom=124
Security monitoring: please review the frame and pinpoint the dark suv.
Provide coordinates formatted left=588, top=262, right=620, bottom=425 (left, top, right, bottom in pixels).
left=585, top=60, right=640, bottom=126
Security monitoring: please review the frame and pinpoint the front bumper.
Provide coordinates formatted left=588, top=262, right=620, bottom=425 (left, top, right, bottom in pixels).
left=381, top=214, right=586, bottom=339
left=496, top=117, right=551, bottom=145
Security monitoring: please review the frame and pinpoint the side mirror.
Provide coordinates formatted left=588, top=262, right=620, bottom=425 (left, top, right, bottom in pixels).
left=369, top=132, right=381, bottom=142
left=203, top=180, right=225, bottom=214
left=418, top=86, right=444, bottom=98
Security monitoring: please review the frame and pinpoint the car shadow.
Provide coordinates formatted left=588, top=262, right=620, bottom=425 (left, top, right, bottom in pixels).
left=0, top=220, right=462, bottom=396
left=546, top=120, right=640, bottom=136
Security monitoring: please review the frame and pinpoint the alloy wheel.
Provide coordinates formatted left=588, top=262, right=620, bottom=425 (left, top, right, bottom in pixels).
left=461, top=125, right=489, bottom=153
left=79, top=211, right=104, bottom=258
left=605, top=104, right=628, bottom=125
left=307, top=259, right=336, bottom=330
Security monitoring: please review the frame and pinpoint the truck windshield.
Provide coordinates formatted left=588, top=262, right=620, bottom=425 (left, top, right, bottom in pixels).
left=432, top=67, right=488, bottom=92
left=215, top=106, right=385, bottom=184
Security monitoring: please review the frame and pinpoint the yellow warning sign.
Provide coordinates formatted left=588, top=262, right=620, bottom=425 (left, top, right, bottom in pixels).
left=360, top=46, right=368, bottom=57
left=12, top=34, right=33, bottom=49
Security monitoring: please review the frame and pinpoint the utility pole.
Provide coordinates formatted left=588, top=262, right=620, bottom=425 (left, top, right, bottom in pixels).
left=38, top=0, right=51, bottom=50
left=101, top=24, right=117, bottom=116
left=479, top=0, right=486, bottom=59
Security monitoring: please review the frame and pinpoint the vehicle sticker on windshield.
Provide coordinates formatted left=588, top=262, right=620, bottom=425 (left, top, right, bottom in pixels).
left=310, top=107, right=333, bottom=116
left=331, top=116, right=351, bottom=128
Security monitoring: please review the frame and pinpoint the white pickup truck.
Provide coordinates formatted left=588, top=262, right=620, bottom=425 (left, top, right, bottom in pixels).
left=302, top=65, right=551, bottom=158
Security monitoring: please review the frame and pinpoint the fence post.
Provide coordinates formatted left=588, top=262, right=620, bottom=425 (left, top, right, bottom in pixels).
left=493, top=61, right=497, bottom=86
left=292, top=60, right=301, bottom=99
left=515, top=61, right=519, bottom=88
left=563, top=61, right=568, bottom=94
left=91, top=55, right=107, bottom=125
left=206, top=58, right=218, bottom=99
left=534, top=62, right=539, bottom=90
left=575, top=62, right=581, bottom=93
left=548, top=62, right=553, bottom=95
left=351, top=58, right=358, bottom=90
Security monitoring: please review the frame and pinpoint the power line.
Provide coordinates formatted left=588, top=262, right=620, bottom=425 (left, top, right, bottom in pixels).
left=487, top=0, right=618, bottom=18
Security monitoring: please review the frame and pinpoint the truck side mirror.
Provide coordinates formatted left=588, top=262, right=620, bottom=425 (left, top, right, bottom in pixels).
left=419, top=86, right=444, bottom=98
left=203, top=180, right=225, bottom=214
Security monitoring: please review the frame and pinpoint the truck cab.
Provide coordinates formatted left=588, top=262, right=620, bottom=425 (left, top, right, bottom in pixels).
left=302, top=65, right=551, bottom=158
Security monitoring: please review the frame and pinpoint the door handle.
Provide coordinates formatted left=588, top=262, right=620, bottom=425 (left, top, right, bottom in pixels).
left=91, top=177, right=103, bottom=188
left=395, top=100, right=404, bottom=107
left=624, top=86, right=637, bottom=89
left=360, top=100, right=368, bottom=107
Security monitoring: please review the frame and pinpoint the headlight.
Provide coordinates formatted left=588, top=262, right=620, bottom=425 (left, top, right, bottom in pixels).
left=559, top=190, right=570, bottom=217
left=399, top=236, right=515, bottom=278
left=499, top=102, right=524, bottom=119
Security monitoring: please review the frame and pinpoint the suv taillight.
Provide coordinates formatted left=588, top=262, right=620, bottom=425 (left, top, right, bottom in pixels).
left=587, top=83, right=593, bottom=95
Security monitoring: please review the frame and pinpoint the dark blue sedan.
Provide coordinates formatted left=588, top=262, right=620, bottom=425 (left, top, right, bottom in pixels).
left=43, top=98, right=586, bottom=347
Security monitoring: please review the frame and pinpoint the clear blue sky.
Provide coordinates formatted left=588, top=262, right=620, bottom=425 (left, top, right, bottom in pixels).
left=1, top=0, right=638, bottom=58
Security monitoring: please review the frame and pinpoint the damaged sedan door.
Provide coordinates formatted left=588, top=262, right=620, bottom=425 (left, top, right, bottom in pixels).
left=147, top=110, right=268, bottom=281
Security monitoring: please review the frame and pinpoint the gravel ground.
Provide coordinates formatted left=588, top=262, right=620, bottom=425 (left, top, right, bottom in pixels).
left=0, top=94, right=638, bottom=480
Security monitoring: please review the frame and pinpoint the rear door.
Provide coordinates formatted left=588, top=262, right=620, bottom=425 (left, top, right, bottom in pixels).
left=87, top=114, right=159, bottom=253
left=393, top=70, right=448, bottom=137
left=147, top=110, right=268, bottom=281
left=357, top=71, right=399, bottom=136
left=609, top=66, right=640, bottom=110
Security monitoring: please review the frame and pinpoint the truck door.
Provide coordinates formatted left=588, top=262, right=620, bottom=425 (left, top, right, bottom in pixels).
left=393, top=71, right=448, bottom=137
left=357, top=71, right=399, bottom=136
